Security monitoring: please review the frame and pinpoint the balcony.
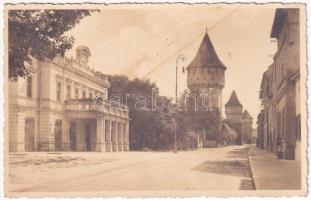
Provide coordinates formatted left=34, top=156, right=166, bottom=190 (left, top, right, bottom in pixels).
left=65, top=99, right=129, bottom=118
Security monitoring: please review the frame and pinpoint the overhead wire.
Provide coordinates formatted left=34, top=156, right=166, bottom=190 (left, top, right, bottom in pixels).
left=141, top=5, right=242, bottom=79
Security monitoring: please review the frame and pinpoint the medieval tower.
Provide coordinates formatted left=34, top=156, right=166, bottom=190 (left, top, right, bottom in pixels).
left=225, top=90, right=243, bottom=123
left=224, top=90, right=254, bottom=145
left=187, top=32, right=226, bottom=112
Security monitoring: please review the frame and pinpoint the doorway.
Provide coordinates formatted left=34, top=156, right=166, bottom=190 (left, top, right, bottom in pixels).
left=85, top=124, right=91, bottom=151
left=54, top=120, right=62, bottom=151
left=25, top=118, right=35, bottom=151
left=69, top=122, right=77, bottom=151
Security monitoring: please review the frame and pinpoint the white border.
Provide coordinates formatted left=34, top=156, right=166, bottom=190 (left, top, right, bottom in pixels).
left=0, top=0, right=309, bottom=199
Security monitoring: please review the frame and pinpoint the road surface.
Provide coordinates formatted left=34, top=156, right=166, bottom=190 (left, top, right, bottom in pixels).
left=8, top=145, right=254, bottom=194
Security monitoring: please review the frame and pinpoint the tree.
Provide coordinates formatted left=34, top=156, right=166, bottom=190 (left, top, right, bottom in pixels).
left=176, top=90, right=222, bottom=149
left=108, top=75, right=223, bottom=150
left=8, top=9, right=97, bottom=80
left=108, top=75, right=174, bottom=150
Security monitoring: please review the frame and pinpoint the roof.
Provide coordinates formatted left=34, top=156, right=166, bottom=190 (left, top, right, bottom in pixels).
left=241, top=109, right=253, bottom=119
left=270, top=9, right=288, bottom=38
left=225, top=90, right=243, bottom=107
left=187, top=32, right=226, bottom=69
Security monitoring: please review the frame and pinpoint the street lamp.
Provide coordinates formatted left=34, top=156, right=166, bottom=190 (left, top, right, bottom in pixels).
left=174, top=54, right=186, bottom=153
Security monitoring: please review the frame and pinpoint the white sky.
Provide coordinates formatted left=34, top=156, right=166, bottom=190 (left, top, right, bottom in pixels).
left=66, top=4, right=277, bottom=126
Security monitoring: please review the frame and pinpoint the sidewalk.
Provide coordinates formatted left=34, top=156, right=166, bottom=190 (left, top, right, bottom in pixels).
left=248, top=146, right=301, bottom=190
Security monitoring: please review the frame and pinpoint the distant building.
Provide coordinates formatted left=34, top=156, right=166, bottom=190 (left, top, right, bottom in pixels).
left=225, top=90, right=243, bottom=124
left=256, top=110, right=264, bottom=148
left=257, top=8, right=300, bottom=160
left=224, top=91, right=253, bottom=145
left=251, top=128, right=257, bottom=144
left=9, top=46, right=130, bottom=152
left=241, top=110, right=254, bottom=144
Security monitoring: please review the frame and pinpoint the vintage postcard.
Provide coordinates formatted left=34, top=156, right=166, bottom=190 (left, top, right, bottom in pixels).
left=3, top=2, right=308, bottom=197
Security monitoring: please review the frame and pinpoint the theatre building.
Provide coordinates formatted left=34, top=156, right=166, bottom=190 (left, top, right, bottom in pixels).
left=8, top=46, right=130, bottom=152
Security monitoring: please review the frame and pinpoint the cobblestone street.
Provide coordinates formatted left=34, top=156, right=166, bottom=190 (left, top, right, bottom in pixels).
left=8, top=146, right=254, bottom=194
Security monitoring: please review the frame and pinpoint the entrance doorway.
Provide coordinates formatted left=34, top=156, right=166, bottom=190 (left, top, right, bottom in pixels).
left=69, top=122, right=77, bottom=151
left=25, top=118, right=35, bottom=151
left=54, top=120, right=62, bottom=151
left=85, top=124, right=91, bottom=151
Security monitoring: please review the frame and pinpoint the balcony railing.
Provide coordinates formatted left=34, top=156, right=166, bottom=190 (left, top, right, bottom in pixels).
left=65, top=99, right=128, bottom=117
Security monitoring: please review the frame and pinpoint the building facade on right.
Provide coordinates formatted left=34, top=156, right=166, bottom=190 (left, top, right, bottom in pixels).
left=257, top=8, right=300, bottom=160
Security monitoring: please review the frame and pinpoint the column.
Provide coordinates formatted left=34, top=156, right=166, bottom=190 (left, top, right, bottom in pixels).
left=96, top=117, right=106, bottom=152
left=122, top=122, right=126, bottom=151
left=49, top=119, right=55, bottom=151
left=62, top=119, right=70, bottom=151
left=118, top=122, right=123, bottom=152
left=105, top=120, right=112, bottom=152
left=76, top=121, right=84, bottom=151
left=112, top=121, right=118, bottom=152
left=125, top=122, right=130, bottom=151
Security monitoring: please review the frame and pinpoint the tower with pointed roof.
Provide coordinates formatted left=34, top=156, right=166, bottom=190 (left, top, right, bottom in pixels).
left=225, top=90, right=243, bottom=123
left=224, top=91, right=254, bottom=145
left=187, top=31, right=226, bottom=112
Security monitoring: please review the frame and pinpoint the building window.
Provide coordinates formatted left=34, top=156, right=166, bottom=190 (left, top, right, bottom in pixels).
left=26, top=76, right=32, bottom=98
left=89, top=93, right=93, bottom=99
left=56, top=82, right=62, bottom=102
left=75, top=88, right=79, bottom=99
left=66, top=85, right=71, bottom=100
left=82, top=91, right=86, bottom=99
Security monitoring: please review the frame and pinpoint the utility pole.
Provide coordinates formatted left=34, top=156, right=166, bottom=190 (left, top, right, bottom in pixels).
left=174, top=54, right=186, bottom=153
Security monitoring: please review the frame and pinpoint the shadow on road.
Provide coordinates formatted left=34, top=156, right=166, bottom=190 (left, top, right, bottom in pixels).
left=227, top=147, right=249, bottom=159
left=192, top=160, right=251, bottom=177
left=240, top=179, right=255, bottom=190
left=192, top=147, right=255, bottom=190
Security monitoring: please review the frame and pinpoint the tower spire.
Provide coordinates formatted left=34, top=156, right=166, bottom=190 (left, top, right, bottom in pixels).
left=187, top=30, right=226, bottom=69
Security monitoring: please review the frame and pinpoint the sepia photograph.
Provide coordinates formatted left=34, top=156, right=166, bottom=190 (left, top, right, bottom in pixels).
left=3, top=2, right=308, bottom=197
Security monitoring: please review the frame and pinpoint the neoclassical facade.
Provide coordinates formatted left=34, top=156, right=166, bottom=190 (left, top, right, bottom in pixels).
left=8, top=46, right=129, bottom=152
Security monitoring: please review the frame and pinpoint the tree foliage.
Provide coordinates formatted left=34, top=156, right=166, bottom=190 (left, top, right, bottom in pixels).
left=176, top=90, right=222, bottom=149
left=108, top=75, right=174, bottom=150
left=8, top=9, right=97, bottom=80
left=108, top=75, right=222, bottom=151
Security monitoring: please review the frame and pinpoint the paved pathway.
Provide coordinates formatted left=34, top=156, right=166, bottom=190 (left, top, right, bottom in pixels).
left=248, top=146, right=301, bottom=190
left=8, top=146, right=254, bottom=195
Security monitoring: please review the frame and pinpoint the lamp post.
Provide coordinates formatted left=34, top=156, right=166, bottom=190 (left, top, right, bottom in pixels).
left=174, top=54, right=186, bottom=153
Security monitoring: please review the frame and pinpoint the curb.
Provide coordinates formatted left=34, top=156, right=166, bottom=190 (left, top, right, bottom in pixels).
left=247, top=146, right=259, bottom=190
